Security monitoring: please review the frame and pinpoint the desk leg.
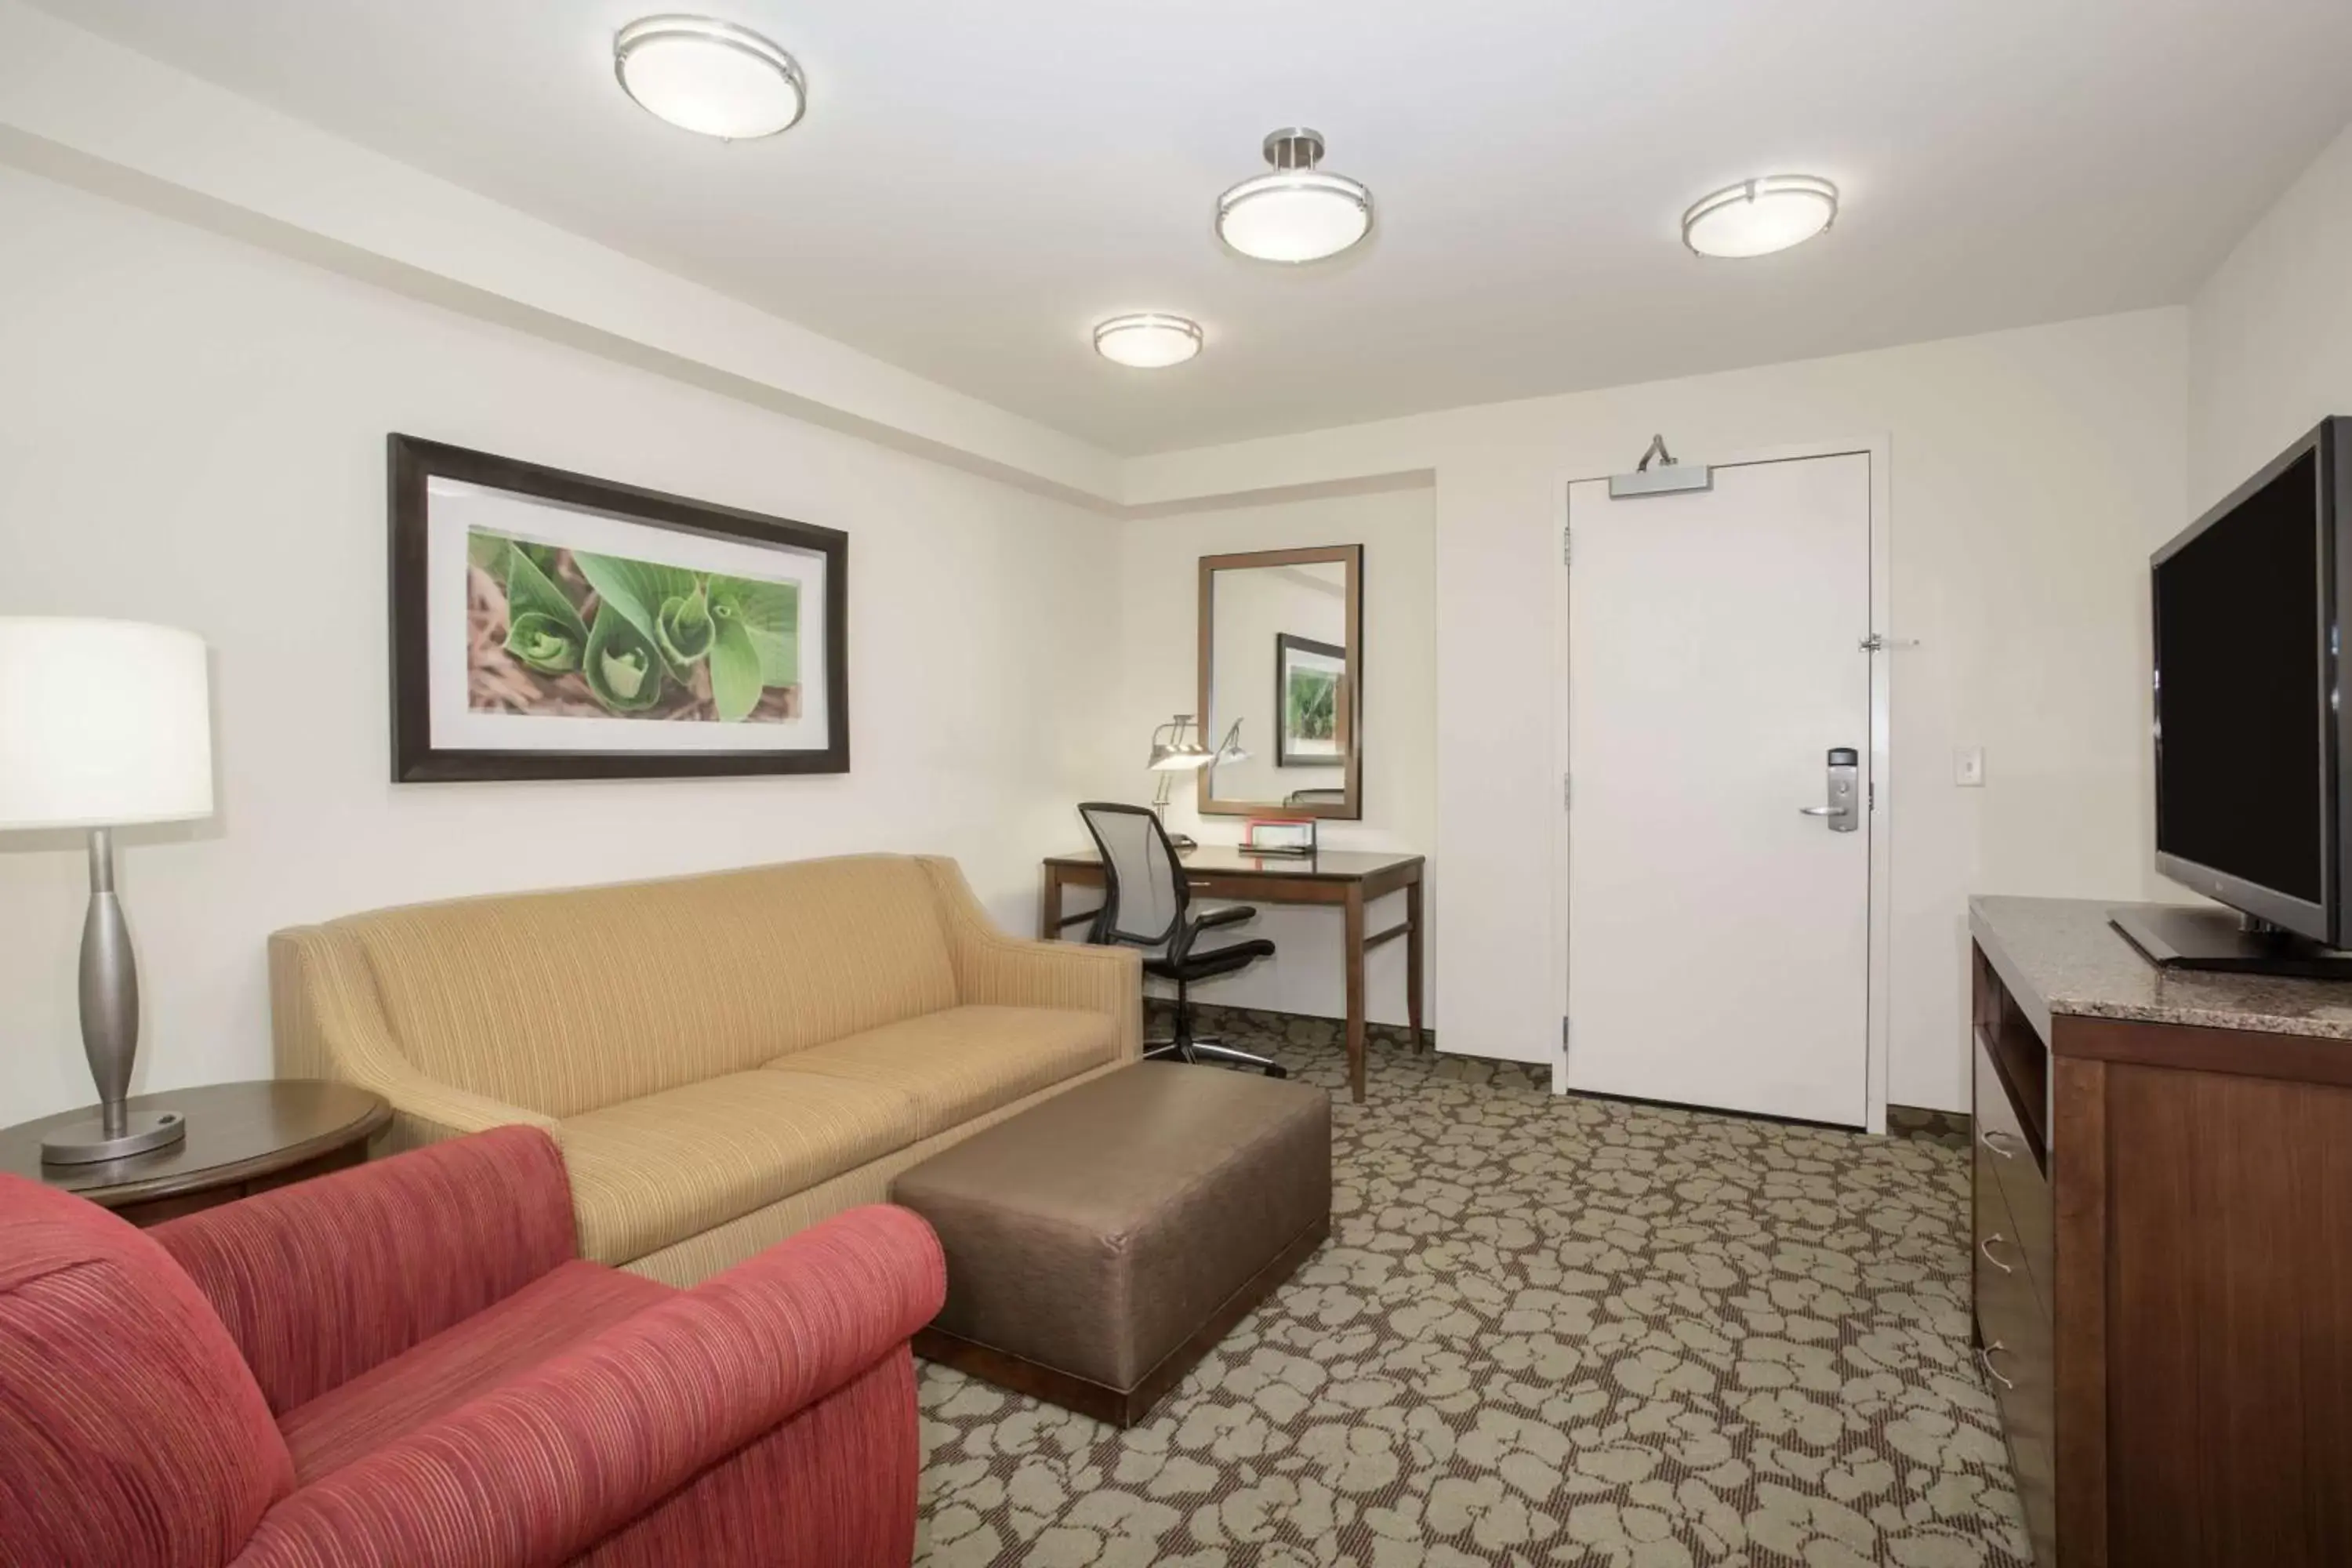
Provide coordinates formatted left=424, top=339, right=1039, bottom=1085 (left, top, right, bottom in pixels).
left=1344, top=887, right=1367, bottom=1103
left=1406, top=873, right=1426, bottom=1052
left=1040, top=866, right=1065, bottom=942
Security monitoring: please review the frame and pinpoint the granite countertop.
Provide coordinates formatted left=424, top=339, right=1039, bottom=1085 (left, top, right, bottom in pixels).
left=1969, top=895, right=2352, bottom=1042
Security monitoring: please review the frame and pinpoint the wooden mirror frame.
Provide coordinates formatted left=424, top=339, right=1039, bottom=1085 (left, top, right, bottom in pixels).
left=1197, top=543, right=1363, bottom=820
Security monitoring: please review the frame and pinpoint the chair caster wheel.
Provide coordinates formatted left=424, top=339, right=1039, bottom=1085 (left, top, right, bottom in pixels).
left=1264, top=1063, right=1288, bottom=1080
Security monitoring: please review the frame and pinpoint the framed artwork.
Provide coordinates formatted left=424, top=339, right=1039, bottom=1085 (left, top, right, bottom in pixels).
left=1275, top=633, right=1347, bottom=768
left=388, top=434, right=848, bottom=782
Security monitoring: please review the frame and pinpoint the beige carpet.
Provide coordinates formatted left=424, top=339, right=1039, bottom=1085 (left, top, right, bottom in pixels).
left=914, top=1011, right=2031, bottom=1567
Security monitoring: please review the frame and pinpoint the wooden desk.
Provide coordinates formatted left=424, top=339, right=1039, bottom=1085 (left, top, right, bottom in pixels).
left=1041, top=846, right=1425, bottom=1103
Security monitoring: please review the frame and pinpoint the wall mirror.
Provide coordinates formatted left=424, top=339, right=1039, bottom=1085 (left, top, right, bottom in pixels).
left=1198, top=544, right=1363, bottom=819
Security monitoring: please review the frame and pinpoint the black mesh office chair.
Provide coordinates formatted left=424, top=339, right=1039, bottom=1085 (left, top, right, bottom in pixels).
left=1076, top=802, right=1285, bottom=1077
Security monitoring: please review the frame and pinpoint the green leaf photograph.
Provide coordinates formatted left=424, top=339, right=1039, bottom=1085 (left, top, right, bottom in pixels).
left=466, top=527, right=802, bottom=724
left=1285, top=665, right=1338, bottom=742
left=1274, top=632, right=1346, bottom=767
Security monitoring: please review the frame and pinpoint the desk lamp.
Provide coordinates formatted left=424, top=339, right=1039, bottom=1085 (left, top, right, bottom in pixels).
left=1148, top=714, right=1249, bottom=818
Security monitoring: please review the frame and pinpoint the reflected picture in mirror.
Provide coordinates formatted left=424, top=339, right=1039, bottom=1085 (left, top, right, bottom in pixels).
left=1276, top=634, right=1346, bottom=768
left=1198, top=543, right=1363, bottom=819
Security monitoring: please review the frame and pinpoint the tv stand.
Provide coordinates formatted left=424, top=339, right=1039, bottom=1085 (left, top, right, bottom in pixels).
left=1971, top=897, right=2352, bottom=1566
left=2107, top=902, right=2352, bottom=978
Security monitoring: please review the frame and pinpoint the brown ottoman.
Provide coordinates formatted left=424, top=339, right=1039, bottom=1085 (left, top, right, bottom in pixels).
left=890, top=1062, right=1331, bottom=1426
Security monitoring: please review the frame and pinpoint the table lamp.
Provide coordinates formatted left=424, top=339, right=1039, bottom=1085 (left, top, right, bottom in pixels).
left=0, top=619, right=214, bottom=1163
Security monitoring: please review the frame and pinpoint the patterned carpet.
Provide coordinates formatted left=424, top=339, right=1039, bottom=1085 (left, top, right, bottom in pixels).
left=914, top=1009, right=2032, bottom=1567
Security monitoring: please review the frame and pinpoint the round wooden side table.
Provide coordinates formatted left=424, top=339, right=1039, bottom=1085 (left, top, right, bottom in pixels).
left=0, top=1080, right=391, bottom=1227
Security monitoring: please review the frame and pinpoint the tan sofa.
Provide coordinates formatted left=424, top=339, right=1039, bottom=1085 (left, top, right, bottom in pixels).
left=270, top=854, right=1139, bottom=1284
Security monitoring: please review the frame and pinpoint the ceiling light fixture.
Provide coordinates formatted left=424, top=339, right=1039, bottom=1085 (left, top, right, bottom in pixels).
left=1216, top=129, right=1374, bottom=264
left=1094, top=313, right=1203, bottom=369
left=1681, top=175, right=1839, bottom=258
left=615, top=16, right=806, bottom=140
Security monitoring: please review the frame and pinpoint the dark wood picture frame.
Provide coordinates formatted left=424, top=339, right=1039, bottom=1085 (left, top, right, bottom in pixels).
left=1273, top=633, right=1348, bottom=769
left=388, top=434, right=849, bottom=782
left=1197, top=543, right=1363, bottom=821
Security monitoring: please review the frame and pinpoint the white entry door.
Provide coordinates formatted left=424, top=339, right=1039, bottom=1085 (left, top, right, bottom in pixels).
left=1565, top=452, right=1873, bottom=1127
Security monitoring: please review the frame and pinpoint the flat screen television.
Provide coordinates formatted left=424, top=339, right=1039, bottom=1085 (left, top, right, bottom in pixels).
left=2129, top=416, right=2352, bottom=967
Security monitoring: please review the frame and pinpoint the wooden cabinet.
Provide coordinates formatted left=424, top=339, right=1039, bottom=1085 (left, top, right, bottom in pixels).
left=1969, top=902, right=2352, bottom=1568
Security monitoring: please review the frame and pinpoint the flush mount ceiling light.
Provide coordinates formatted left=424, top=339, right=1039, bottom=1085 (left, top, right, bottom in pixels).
left=1681, top=175, right=1839, bottom=258
left=1216, top=129, right=1374, bottom=264
left=615, top=16, right=805, bottom=140
left=1093, top=313, right=1203, bottom=369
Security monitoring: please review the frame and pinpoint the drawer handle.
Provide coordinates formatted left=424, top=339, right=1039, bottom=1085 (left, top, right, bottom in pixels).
left=1979, top=1234, right=2015, bottom=1275
left=1978, top=1342, right=2015, bottom=1391
left=1980, top=1128, right=2017, bottom=1160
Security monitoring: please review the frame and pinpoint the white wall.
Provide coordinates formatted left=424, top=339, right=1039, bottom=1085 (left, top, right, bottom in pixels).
left=1105, top=487, right=1437, bottom=1025
left=2190, top=120, right=2352, bottom=511
left=0, top=0, right=1123, bottom=506
left=1128, top=310, right=2190, bottom=1109
left=0, top=165, right=1122, bottom=1126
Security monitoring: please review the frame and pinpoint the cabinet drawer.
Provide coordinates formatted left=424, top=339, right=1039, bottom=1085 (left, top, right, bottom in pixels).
left=1974, top=1033, right=2053, bottom=1312
left=1976, top=1171, right=2057, bottom=1566
left=1974, top=1030, right=2057, bottom=1566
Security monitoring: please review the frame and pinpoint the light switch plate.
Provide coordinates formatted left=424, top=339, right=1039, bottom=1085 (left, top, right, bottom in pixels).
left=1955, top=746, right=1985, bottom=787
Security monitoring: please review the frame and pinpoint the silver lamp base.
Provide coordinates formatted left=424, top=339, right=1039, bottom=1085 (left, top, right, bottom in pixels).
left=40, top=826, right=191, bottom=1166
left=41, top=1108, right=187, bottom=1165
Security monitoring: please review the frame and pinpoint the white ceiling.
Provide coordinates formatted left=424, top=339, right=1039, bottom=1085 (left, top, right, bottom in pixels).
left=40, top=1, right=2352, bottom=456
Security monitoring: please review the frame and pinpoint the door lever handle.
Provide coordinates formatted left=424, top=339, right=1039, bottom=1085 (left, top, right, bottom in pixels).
left=1799, top=805, right=1839, bottom=817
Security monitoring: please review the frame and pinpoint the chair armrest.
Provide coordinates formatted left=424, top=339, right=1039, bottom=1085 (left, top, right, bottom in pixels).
left=1173, top=902, right=1258, bottom=960
left=270, top=926, right=561, bottom=1154
left=920, top=855, right=1143, bottom=1061
left=230, top=1205, right=945, bottom=1568
left=154, top=1127, right=579, bottom=1414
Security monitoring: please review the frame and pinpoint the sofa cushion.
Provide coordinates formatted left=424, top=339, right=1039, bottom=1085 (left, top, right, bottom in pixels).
left=560, top=1071, right=922, bottom=1265
left=279, top=1259, right=671, bottom=1483
left=766, top=1004, right=1119, bottom=1140
left=0, top=1175, right=295, bottom=1567
left=337, top=855, right=960, bottom=1118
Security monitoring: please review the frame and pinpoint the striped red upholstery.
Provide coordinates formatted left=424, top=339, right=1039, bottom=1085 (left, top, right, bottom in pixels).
left=157, top=1124, right=578, bottom=1413
left=0, top=1130, right=943, bottom=1568
left=235, top=1203, right=946, bottom=1566
left=281, top=1259, right=673, bottom=1483
left=577, top=1350, right=922, bottom=1567
left=0, top=1175, right=293, bottom=1568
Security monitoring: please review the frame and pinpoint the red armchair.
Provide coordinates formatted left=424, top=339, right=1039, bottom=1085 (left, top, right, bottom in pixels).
left=0, top=1126, right=945, bottom=1567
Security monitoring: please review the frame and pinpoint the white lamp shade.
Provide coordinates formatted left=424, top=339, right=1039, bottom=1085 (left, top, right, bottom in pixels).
left=1217, top=173, right=1373, bottom=264
left=1094, top=314, right=1204, bottom=369
left=615, top=16, right=806, bottom=140
left=1682, top=176, right=1839, bottom=259
left=0, top=619, right=213, bottom=829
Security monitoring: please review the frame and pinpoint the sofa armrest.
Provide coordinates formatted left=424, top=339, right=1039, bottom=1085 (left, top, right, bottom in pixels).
left=920, top=856, right=1143, bottom=1061
left=154, top=1127, right=579, bottom=1414
left=230, top=1204, right=945, bottom=1568
left=270, top=926, right=559, bottom=1153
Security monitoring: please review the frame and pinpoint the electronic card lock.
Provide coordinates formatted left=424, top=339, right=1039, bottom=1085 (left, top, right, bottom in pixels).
left=1800, top=747, right=1860, bottom=833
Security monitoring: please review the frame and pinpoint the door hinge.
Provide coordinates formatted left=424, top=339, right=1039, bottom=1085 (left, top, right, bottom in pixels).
left=1562, top=524, right=1572, bottom=568
left=1562, top=771, right=1571, bottom=811
left=1561, top=1016, right=1570, bottom=1053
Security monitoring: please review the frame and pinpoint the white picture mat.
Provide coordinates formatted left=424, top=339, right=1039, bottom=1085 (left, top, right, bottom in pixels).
left=425, top=477, right=831, bottom=753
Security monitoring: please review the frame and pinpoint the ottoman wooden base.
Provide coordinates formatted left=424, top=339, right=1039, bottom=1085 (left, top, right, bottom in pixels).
left=912, top=1213, right=1328, bottom=1427
left=891, top=1062, right=1333, bottom=1428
